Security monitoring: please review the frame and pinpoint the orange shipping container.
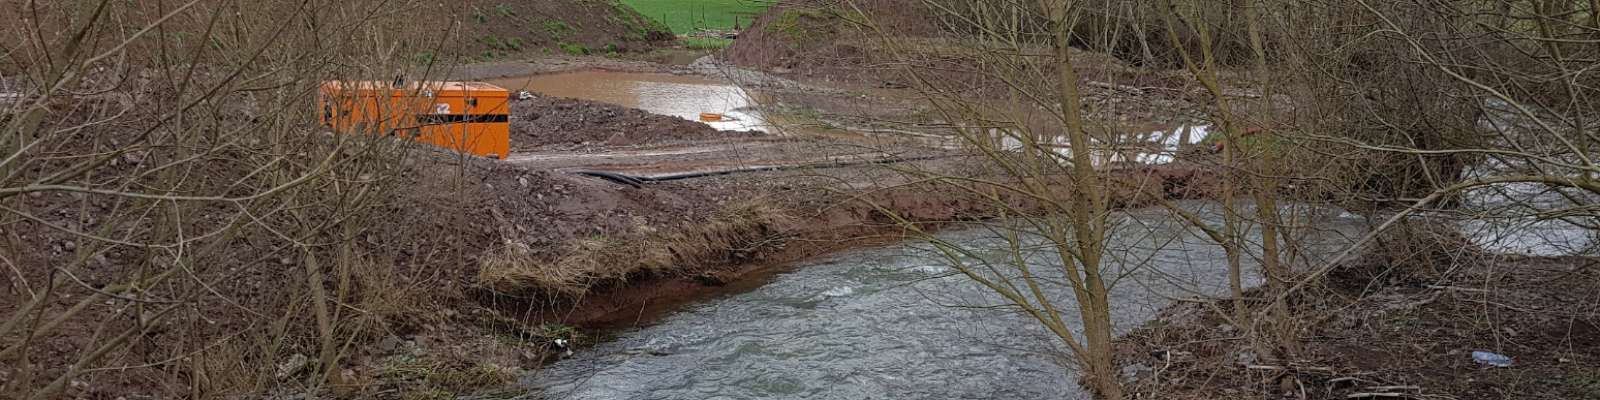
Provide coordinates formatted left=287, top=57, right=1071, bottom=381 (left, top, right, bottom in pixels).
left=319, top=81, right=511, bottom=159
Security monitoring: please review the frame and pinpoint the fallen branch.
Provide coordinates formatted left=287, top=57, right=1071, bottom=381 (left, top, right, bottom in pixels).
left=1346, top=393, right=1410, bottom=399
left=1366, top=386, right=1422, bottom=392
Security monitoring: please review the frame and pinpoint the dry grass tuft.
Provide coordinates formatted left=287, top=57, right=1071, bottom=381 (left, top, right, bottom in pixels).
left=476, top=200, right=794, bottom=295
left=654, top=200, right=795, bottom=268
left=478, top=241, right=595, bottom=296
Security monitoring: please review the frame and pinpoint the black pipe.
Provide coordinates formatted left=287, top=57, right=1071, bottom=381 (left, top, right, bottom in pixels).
left=574, top=171, right=646, bottom=188
left=572, top=154, right=953, bottom=186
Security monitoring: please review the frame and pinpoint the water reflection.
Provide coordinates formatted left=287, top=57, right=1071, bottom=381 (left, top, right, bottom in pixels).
left=486, top=71, right=768, bottom=132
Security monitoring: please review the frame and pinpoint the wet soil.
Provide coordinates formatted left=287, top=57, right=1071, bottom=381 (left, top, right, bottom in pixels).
left=1117, top=253, right=1600, bottom=400
left=445, top=0, right=672, bottom=59
left=443, top=56, right=686, bottom=81
left=507, top=94, right=751, bottom=152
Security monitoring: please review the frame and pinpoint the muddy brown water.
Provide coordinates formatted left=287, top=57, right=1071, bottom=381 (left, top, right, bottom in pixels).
left=523, top=201, right=1371, bottom=399
left=485, top=71, right=769, bottom=132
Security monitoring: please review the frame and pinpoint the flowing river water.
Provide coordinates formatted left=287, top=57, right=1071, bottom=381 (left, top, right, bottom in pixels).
left=473, top=70, right=1587, bottom=398
left=484, top=72, right=1591, bottom=399
left=524, top=201, right=1371, bottom=399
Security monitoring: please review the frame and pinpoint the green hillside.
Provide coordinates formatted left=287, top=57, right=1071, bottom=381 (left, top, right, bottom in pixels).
left=621, top=0, right=772, bottom=34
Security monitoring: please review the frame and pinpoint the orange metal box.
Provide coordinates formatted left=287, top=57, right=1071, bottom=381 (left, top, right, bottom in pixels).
left=319, top=81, right=511, bottom=159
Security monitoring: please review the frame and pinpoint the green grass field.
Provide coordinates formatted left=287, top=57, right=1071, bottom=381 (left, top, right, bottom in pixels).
left=621, top=0, right=772, bottom=34
left=682, top=37, right=734, bottom=50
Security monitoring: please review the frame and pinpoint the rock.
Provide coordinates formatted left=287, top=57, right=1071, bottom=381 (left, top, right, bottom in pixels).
left=275, top=354, right=309, bottom=379
left=62, top=241, right=77, bottom=251
left=66, top=379, right=88, bottom=397
left=377, top=335, right=402, bottom=354
left=1121, top=363, right=1153, bottom=380
left=1235, top=350, right=1258, bottom=366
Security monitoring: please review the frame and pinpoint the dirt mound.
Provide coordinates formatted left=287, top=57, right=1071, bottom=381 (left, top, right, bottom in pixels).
left=724, top=0, right=936, bottom=80
left=0, top=1, right=672, bottom=69
left=0, top=80, right=769, bottom=393
left=451, top=1, right=673, bottom=59
left=509, top=95, right=745, bottom=151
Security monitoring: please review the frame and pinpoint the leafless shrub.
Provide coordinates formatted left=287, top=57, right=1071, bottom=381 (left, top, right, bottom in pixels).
left=0, top=0, right=464, bottom=397
left=796, top=0, right=1600, bottom=398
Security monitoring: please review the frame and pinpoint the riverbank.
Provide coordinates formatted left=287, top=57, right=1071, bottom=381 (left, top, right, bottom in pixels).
left=1115, top=230, right=1600, bottom=399
left=0, top=20, right=1295, bottom=399
left=320, top=48, right=1231, bottom=397
left=362, top=143, right=1221, bottom=396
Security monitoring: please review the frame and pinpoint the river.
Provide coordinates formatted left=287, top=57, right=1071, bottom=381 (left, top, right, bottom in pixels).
left=524, top=201, right=1369, bottom=399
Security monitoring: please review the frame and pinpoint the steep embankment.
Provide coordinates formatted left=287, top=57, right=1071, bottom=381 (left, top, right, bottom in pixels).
left=2, top=93, right=787, bottom=398
left=0, top=1, right=674, bottom=74
left=724, top=0, right=939, bottom=81
left=450, top=0, right=674, bottom=59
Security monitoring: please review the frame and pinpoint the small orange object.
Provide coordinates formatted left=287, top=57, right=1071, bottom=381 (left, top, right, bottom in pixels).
left=319, top=81, right=511, bottom=159
left=699, top=112, right=724, bottom=122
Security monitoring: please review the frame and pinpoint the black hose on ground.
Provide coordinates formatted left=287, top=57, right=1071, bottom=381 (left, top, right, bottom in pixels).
left=572, top=154, right=953, bottom=187
left=574, top=170, right=646, bottom=188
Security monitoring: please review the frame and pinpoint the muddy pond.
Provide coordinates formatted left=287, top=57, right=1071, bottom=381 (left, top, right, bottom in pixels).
left=486, top=71, right=769, bottom=132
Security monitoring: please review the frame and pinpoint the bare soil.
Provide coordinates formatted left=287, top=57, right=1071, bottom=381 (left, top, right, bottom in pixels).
left=442, top=56, right=685, bottom=81
left=1117, top=248, right=1600, bottom=399
left=724, top=0, right=941, bottom=82
left=448, top=1, right=673, bottom=59
left=508, top=94, right=750, bottom=152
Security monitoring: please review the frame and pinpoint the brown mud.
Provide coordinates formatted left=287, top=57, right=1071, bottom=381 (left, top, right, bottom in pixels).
left=507, top=94, right=750, bottom=152
left=446, top=0, right=673, bottom=60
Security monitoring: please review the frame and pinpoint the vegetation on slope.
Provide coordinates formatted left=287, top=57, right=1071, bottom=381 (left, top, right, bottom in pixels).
left=452, top=0, right=673, bottom=60
left=621, top=0, right=772, bottom=33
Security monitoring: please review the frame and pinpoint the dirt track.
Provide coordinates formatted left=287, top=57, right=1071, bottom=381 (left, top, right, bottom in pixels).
left=507, top=137, right=942, bottom=178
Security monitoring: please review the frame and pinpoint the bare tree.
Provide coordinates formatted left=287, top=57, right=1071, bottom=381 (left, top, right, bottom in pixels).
left=0, top=0, right=460, bottom=397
